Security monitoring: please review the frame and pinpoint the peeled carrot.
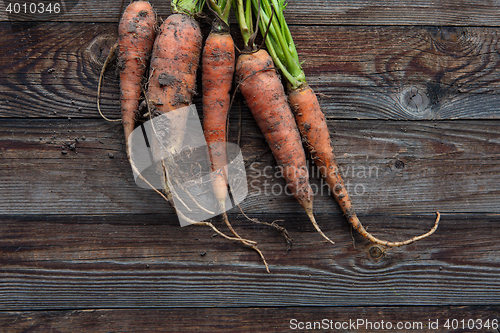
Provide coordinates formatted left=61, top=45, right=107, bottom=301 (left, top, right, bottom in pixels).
left=253, top=0, right=440, bottom=247
left=234, top=0, right=334, bottom=244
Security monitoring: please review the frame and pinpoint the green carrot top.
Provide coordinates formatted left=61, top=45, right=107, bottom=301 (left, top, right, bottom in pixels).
left=208, top=0, right=232, bottom=25
left=172, top=0, right=205, bottom=17
left=250, top=0, right=306, bottom=90
left=234, top=0, right=256, bottom=50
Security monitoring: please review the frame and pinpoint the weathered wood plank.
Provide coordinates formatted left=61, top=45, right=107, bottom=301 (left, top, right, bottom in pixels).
left=0, top=306, right=499, bottom=332
left=300, top=25, right=500, bottom=120
left=1, top=119, right=499, bottom=215
left=1, top=0, right=500, bottom=26
left=1, top=23, right=500, bottom=120
left=0, top=212, right=499, bottom=310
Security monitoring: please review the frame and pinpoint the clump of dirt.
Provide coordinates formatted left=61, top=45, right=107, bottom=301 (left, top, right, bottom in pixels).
left=158, top=73, right=178, bottom=87
left=61, top=139, right=78, bottom=155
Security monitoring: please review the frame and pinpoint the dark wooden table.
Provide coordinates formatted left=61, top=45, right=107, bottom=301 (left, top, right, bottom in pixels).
left=1, top=1, right=500, bottom=332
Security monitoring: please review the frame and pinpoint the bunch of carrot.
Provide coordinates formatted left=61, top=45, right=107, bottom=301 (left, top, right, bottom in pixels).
left=98, top=0, right=440, bottom=272
left=98, top=0, right=270, bottom=271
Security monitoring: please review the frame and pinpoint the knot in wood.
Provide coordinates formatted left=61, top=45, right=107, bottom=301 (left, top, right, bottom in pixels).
left=86, top=35, right=117, bottom=68
left=428, top=26, right=464, bottom=44
left=369, top=245, right=384, bottom=259
left=399, top=86, right=430, bottom=116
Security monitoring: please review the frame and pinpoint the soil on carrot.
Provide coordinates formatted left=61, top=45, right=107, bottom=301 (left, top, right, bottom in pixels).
left=158, top=73, right=178, bottom=87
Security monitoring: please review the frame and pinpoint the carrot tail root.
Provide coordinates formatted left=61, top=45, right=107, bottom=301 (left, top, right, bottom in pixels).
left=221, top=205, right=270, bottom=273
left=352, top=212, right=441, bottom=247
left=127, top=139, right=269, bottom=270
left=305, top=209, right=335, bottom=245
left=97, top=42, right=121, bottom=123
left=237, top=203, right=293, bottom=251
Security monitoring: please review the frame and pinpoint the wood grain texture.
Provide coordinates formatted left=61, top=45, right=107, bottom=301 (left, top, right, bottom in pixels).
left=0, top=306, right=499, bottom=332
left=1, top=119, right=499, bottom=215
left=1, top=0, right=500, bottom=327
left=1, top=212, right=500, bottom=310
left=300, top=25, right=500, bottom=120
left=1, top=23, right=499, bottom=120
left=1, top=0, right=500, bottom=26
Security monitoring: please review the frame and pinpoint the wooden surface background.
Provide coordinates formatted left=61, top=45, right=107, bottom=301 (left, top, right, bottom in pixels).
left=1, top=0, right=500, bottom=332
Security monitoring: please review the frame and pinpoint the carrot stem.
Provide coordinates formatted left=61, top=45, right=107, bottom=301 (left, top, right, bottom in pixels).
left=234, top=0, right=254, bottom=47
left=172, top=0, right=205, bottom=16
left=208, top=0, right=231, bottom=24
left=252, top=0, right=304, bottom=88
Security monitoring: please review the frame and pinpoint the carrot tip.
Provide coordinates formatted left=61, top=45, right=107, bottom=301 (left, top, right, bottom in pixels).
left=306, top=210, right=335, bottom=245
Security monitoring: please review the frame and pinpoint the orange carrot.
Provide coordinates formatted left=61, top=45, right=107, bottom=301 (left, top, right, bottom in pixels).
left=117, top=0, right=156, bottom=142
left=289, top=86, right=440, bottom=247
left=202, top=10, right=235, bottom=213
left=147, top=18, right=201, bottom=115
left=202, top=14, right=250, bottom=241
left=203, top=1, right=291, bottom=254
left=254, top=0, right=440, bottom=247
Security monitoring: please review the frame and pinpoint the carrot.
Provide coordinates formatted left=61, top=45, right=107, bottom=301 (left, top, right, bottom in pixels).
left=97, top=1, right=156, bottom=138
left=234, top=0, right=334, bottom=244
left=118, top=1, right=156, bottom=142
left=253, top=0, right=440, bottom=247
left=202, top=0, right=235, bottom=228
left=202, top=0, right=292, bottom=251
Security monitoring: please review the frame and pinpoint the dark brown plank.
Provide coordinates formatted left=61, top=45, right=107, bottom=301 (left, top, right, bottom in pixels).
left=1, top=0, right=500, bottom=26
left=0, top=306, right=499, bottom=332
left=1, top=118, right=499, bottom=215
left=1, top=23, right=500, bottom=120
left=299, top=25, right=500, bottom=120
left=0, top=22, right=118, bottom=119
left=1, top=212, right=500, bottom=310
left=0, top=0, right=172, bottom=23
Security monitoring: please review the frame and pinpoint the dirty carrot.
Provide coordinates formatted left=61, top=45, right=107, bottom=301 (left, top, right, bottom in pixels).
left=118, top=1, right=156, bottom=142
left=97, top=0, right=156, bottom=137
left=202, top=0, right=237, bottom=234
left=234, top=0, right=334, bottom=244
left=145, top=0, right=204, bottom=197
left=253, top=0, right=440, bottom=247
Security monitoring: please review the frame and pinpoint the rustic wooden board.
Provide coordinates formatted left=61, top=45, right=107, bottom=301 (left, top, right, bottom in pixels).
left=1, top=0, right=500, bottom=26
left=1, top=2, right=500, bottom=330
left=2, top=23, right=499, bottom=120
left=1, top=119, right=499, bottom=215
left=0, top=306, right=499, bottom=332
left=1, top=212, right=500, bottom=310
